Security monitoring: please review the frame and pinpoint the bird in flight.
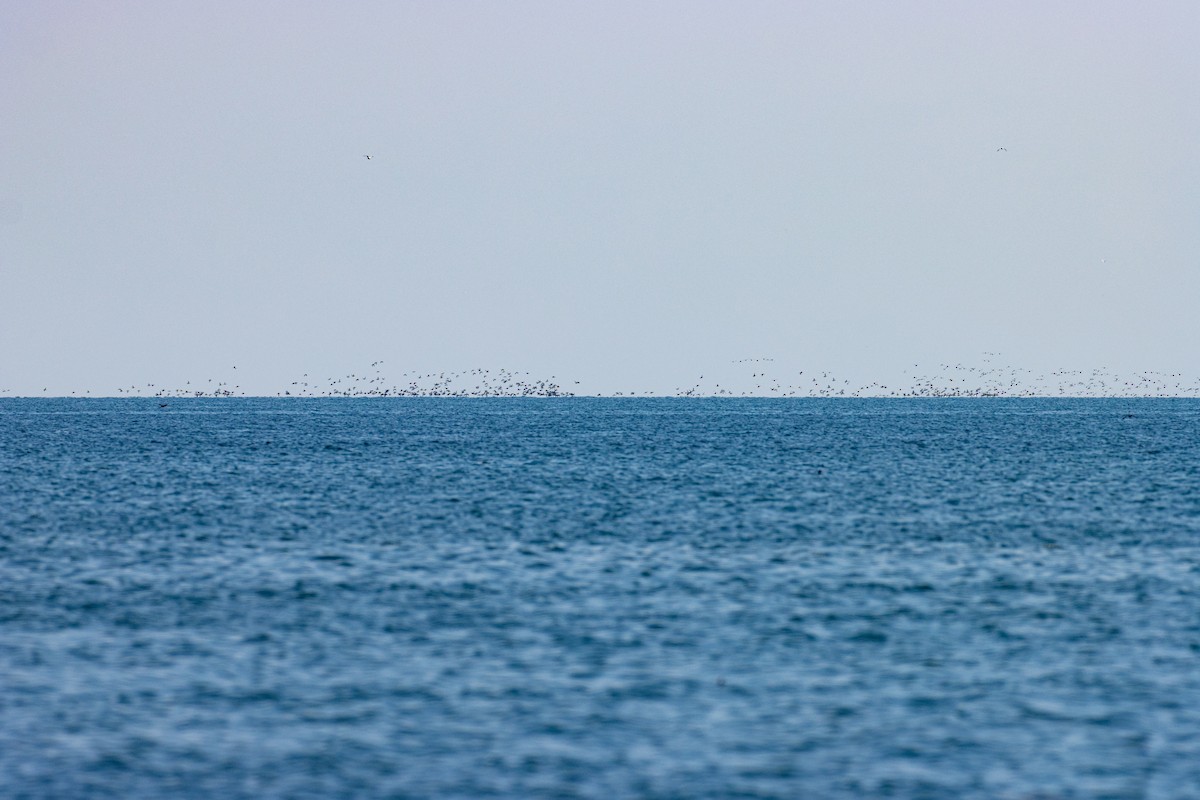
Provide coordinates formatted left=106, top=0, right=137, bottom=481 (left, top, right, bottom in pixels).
left=363, top=155, right=372, bottom=160
left=996, top=147, right=1007, bottom=152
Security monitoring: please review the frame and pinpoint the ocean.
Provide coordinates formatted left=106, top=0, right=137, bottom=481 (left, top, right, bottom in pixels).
left=2, top=398, right=1199, bottom=798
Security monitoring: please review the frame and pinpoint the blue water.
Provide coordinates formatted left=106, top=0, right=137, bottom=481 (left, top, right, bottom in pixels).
left=2, top=398, right=1200, bottom=799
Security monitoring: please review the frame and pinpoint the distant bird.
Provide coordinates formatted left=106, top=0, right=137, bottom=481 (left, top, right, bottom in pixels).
left=363, top=155, right=372, bottom=160
left=996, top=147, right=1007, bottom=152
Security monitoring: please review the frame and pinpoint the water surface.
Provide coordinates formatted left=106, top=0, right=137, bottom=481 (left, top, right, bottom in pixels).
left=2, top=398, right=1199, bottom=798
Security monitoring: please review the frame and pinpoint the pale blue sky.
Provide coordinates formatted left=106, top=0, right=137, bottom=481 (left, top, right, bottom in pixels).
left=2, top=1, right=1197, bottom=395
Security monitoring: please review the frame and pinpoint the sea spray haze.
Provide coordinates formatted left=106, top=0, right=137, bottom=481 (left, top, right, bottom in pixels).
left=2, top=397, right=1200, bottom=798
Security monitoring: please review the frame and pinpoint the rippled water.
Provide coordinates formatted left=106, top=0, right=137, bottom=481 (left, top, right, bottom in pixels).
left=2, top=398, right=1200, bottom=798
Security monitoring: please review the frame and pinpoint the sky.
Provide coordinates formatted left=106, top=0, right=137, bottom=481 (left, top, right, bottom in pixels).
left=2, top=1, right=1198, bottom=396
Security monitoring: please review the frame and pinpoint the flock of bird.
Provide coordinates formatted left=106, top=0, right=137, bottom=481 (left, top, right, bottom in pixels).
left=670, top=355, right=1200, bottom=398
left=102, top=363, right=577, bottom=399
left=7, top=355, right=1200, bottom=398
left=273, top=365, right=574, bottom=398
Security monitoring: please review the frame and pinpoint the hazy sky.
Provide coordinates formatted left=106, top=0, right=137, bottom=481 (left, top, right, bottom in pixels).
left=2, top=1, right=1197, bottom=395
